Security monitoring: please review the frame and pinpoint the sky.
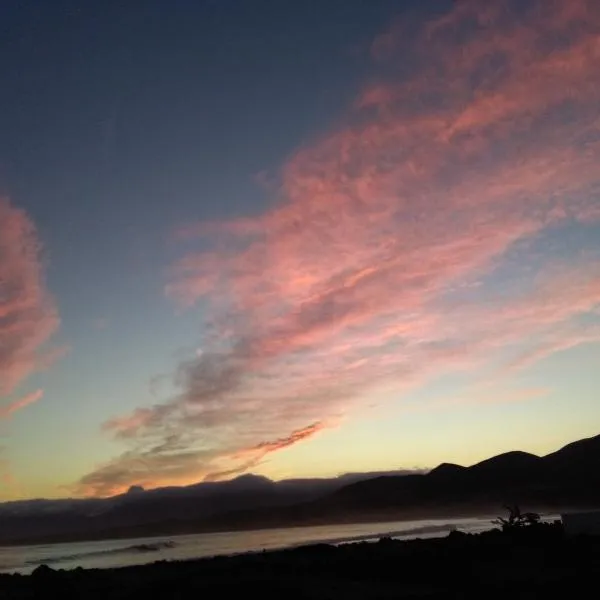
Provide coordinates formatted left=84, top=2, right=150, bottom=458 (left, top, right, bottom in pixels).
left=0, top=0, right=599, bottom=501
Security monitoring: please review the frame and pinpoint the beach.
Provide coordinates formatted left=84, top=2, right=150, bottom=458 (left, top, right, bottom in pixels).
left=1, top=516, right=498, bottom=574
left=1, top=522, right=598, bottom=599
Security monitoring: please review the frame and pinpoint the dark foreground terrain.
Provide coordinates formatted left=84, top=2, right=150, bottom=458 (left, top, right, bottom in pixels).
left=2, top=523, right=599, bottom=599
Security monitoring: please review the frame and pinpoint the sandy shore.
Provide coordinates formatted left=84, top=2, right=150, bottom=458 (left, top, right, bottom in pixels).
left=1, top=523, right=598, bottom=599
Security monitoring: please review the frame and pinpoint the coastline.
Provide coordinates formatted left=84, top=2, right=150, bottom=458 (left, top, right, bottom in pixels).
left=2, top=523, right=599, bottom=599
left=1, top=515, right=497, bottom=574
left=0, top=504, right=535, bottom=547
left=0, top=509, right=470, bottom=547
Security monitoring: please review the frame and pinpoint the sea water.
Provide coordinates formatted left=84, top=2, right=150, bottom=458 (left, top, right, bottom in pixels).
left=0, top=515, right=543, bottom=574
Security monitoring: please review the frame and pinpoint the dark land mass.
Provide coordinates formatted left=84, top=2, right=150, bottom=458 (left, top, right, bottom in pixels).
left=2, top=523, right=600, bottom=599
left=2, top=433, right=600, bottom=545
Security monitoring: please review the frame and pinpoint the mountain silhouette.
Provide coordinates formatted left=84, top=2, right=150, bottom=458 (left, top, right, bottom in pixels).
left=1, top=435, right=599, bottom=545
left=326, top=434, right=600, bottom=514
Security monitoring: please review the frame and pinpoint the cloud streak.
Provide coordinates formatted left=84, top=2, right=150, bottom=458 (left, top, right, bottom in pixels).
left=0, top=389, right=44, bottom=420
left=81, top=0, right=600, bottom=496
left=0, top=199, right=58, bottom=405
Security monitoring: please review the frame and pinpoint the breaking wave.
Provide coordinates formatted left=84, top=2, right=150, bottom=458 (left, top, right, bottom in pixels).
left=25, top=540, right=176, bottom=566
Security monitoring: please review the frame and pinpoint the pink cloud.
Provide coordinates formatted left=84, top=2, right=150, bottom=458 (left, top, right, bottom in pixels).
left=508, top=327, right=600, bottom=372
left=0, top=389, right=44, bottom=420
left=81, top=0, right=600, bottom=496
left=0, top=199, right=59, bottom=398
left=76, top=423, right=327, bottom=497
left=102, top=407, right=158, bottom=438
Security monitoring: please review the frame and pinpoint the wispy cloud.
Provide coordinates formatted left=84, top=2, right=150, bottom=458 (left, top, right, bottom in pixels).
left=0, top=199, right=59, bottom=402
left=0, top=389, right=44, bottom=420
left=81, top=0, right=600, bottom=496
left=508, top=326, right=600, bottom=372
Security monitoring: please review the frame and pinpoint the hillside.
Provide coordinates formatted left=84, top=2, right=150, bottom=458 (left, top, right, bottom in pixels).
left=325, top=435, right=600, bottom=513
left=1, top=435, right=599, bottom=545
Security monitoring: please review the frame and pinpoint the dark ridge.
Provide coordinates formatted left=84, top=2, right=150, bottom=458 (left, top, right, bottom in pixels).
left=469, top=450, right=540, bottom=471
left=428, top=463, right=466, bottom=478
left=1, top=433, right=600, bottom=545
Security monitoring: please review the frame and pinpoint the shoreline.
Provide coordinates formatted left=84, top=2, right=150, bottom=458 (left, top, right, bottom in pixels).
left=2, top=515, right=498, bottom=574
left=0, top=505, right=537, bottom=547
left=2, top=523, right=599, bottom=599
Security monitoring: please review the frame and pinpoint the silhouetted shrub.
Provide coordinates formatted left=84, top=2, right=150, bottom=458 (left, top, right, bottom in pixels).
left=493, top=504, right=541, bottom=532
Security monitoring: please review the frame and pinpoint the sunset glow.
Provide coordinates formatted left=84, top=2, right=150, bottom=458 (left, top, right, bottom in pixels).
left=1, top=0, right=599, bottom=500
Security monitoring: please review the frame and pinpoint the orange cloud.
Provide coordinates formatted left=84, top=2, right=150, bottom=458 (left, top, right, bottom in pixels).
left=76, top=423, right=326, bottom=497
left=203, top=422, right=326, bottom=484
left=246, top=422, right=326, bottom=456
left=75, top=448, right=215, bottom=497
left=0, top=199, right=59, bottom=398
left=81, top=0, right=600, bottom=496
left=0, top=389, right=44, bottom=420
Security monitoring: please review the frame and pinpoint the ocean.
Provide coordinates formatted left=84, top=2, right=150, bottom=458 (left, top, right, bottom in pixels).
left=0, top=516, right=516, bottom=574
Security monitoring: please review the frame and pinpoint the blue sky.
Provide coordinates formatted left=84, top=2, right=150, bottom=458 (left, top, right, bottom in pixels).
left=1, top=0, right=599, bottom=500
